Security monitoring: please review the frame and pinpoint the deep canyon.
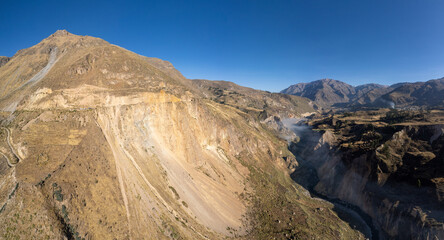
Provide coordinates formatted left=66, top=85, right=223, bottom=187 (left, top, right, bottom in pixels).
left=279, top=116, right=444, bottom=240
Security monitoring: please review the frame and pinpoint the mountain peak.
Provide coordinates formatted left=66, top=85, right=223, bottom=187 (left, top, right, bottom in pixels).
left=49, top=29, right=72, bottom=38
left=317, top=78, right=342, bottom=84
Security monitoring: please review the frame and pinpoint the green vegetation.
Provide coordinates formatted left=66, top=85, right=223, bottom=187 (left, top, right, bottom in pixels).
left=342, top=112, right=354, bottom=117
left=58, top=203, right=84, bottom=240
left=161, top=219, right=182, bottom=239
left=61, top=205, right=68, bottom=219
left=0, top=203, right=6, bottom=214
left=362, top=130, right=383, bottom=149
left=52, top=183, right=63, bottom=202
left=36, top=174, right=52, bottom=187
left=8, top=183, right=19, bottom=199
left=382, top=109, right=413, bottom=124
left=169, top=186, right=180, bottom=200
left=246, top=166, right=305, bottom=239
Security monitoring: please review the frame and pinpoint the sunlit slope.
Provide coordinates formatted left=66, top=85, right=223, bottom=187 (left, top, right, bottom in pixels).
left=0, top=30, right=363, bottom=239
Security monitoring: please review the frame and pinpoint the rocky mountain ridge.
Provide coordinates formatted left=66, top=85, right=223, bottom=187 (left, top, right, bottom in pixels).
left=281, top=79, right=359, bottom=108
left=282, top=78, right=444, bottom=109
left=383, top=78, right=444, bottom=108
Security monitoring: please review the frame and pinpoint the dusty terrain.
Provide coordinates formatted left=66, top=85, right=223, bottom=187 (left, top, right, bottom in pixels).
left=0, top=30, right=365, bottom=239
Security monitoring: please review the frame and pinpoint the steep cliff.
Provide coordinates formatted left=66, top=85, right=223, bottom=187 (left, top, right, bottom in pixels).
left=289, top=114, right=444, bottom=239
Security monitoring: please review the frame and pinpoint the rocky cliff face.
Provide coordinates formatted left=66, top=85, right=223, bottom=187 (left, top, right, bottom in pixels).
left=289, top=119, right=444, bottom=239
left=0, top=31, right=364, bottom=239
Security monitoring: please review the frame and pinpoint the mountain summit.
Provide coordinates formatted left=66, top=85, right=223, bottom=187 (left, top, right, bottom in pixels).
left=47, top=29, right=72, bottom=38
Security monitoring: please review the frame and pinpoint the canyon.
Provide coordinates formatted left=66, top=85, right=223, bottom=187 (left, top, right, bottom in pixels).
left=0, top=30, right=442, bottom=240
left=283, top=111, right=444, bottom=239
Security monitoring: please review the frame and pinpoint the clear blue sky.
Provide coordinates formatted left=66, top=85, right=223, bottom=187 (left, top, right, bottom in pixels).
left=1, top=0, right=444, bottom=92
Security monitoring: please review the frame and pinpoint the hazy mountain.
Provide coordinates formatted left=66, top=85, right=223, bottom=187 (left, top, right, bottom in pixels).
left=281, top=78, right=395, bottom=108
left=382, top=78, right=444, bottom=108
left=354, top=83, right=387, bottom=98
left=280, top=78, right=357, bottom=107
left=349, top=83, right=392, bottom=105
left=0, top=30, right=362, bottom=239
left=282, top=78, right=444, bottom=109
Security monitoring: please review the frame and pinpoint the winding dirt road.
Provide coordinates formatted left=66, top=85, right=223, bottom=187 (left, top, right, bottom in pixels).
left=0, top=127, right=21, bottom=167
left=0, top=151, right=13, bottom=167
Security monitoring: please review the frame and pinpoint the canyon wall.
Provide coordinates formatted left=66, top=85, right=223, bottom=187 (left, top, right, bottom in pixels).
left=289, top=122, right=444, bottom=239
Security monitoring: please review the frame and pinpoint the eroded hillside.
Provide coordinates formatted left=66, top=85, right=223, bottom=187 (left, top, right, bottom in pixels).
left=0, top=30, right=364, bottom=239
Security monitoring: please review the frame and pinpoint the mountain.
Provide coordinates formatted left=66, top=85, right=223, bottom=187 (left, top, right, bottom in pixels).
left=283, top=78, right=444, bottom=109
left=352, top=84, right=394, bottom=106
left=280, top=79, right=393, bottom=108
left=354, top=83, right=388, bottom=100
left=0, top=30, right=363, bottom=239
left=382, top=78, right=444, bottom=108
left=281, top=78, right=356, bottom=108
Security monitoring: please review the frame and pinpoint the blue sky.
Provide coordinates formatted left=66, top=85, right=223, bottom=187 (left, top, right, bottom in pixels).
left=1, top=0, right=444, bottom=92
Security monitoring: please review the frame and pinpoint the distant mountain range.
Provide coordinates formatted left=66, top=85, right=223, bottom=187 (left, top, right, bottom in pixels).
left=281, top=78, right=444, bottom=109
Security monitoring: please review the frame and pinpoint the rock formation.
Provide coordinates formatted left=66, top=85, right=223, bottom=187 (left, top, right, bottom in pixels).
left=289, top=113, right=444, bottom=239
